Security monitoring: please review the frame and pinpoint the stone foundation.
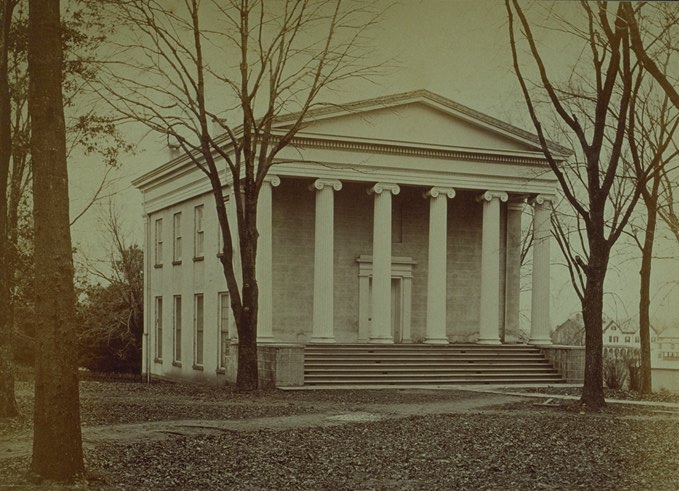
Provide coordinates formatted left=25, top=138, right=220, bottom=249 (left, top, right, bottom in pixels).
left=221, top=343, right=305, bottom=388
left=540, top=345, right=585, bottom=383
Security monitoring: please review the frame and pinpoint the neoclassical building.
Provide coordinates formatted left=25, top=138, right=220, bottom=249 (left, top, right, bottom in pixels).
left=134, top=90, right=568, bottom=382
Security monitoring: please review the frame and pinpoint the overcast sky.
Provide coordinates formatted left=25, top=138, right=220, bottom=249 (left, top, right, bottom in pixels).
left=67, top=0, right=679, bottom=330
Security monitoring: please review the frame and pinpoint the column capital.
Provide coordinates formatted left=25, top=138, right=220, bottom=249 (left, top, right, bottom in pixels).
left=530, top=194, right=556, bottom=207
left=309, top=178, right=342, bottom=192
left=368, top=182, right=400, bottom=196
left=423, top=186, right=456, bottom=200
left=476, top=190, right=508, bottom=203
left=263, top=175, right=281, bottom=187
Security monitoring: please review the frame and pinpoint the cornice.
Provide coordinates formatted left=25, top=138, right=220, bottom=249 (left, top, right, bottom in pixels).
left=285, top=135, right=552, bottom=168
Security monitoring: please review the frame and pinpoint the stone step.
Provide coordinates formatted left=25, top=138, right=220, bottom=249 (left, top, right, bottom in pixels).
left=304, top=376, right=564, bottom=385
left=305, top=355, right=547, bottom=362
left=302, top=344, right=564, bottom=387
left=305, top=366, right=557, bottom=374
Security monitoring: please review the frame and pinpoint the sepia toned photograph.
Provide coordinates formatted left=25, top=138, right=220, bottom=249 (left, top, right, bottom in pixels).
left=1, top=0, right=678, bottom=489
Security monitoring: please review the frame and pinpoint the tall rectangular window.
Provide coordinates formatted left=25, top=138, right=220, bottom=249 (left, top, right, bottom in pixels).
left=173, top=212, right=182, bottom=263
left=155, top=296, right=163, bottom=359
left=194, top=294, right=204, bottom=367
left=218, top=292, right=231, bottom=370
left=154, top=218, right=163, bottom=266
left=194, top=205, right=204, bottom=259
left=173, top=295, right=182, bottom=362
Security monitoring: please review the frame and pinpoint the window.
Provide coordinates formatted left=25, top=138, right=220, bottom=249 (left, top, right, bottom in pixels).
left=613, top=336, right=619, bottom=343
left=194, top=205, right=204, bottom=259
left=635, top=336, right=640, bottom=343
left=154, top=218, right=163, bottom=266
left=608, top=336, right=612, bottom=343
left=155, top=297, right=163, bottom=360
left=173, top=212, right=182, bottom=263
left=173, top=295, right=182, bottom=363
left=625, top=336, right=630, bottom=343
left=218, top=292, right=232, bottom=370
left=194, top=294, right=204, bottom=367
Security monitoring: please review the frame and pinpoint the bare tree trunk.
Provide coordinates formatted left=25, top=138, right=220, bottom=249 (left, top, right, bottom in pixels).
left=580, top=244, right=608, bottom=410
left=235, top=193, right=259, bottom=391
left=0, top=0, right=18, bottom=419
left=28, top=0, right=84, bottom=481
left=638, top=191, right=658, bottom=394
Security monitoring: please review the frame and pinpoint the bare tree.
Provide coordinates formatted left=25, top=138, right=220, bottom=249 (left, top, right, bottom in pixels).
left=0, top=0, right=130, bottom=418
left=0, top=0, right=19, bottom=418
left=99, top=0, right=382, bottom=390
left=626, top=70, right=679, bottom=394
left=28, top=0, right=84, bottom=480
left=505, top=1, right=659, bottom=409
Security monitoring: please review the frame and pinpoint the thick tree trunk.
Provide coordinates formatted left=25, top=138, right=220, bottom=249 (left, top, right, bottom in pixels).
left=638, top=195, right=657, bottom=395
left=580, top=245, right=608, bottom=410
left=28, top=0, right=84, bottom=481
left=0, top=0, right=19, bottom=419
left=235, top=196, right=259, bottom=391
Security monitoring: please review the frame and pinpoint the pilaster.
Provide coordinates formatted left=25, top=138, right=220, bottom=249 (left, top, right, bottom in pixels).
left=256, top=175, right=280, bottom=343
left=504, top=198, right=525, bottom=342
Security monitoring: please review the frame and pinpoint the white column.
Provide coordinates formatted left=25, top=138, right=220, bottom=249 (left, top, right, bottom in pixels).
left=529, top=195, right=553, bottom=345
left=504, top=198, right=524, bottom=342
left=477, top=191, right=508, bottom=344
left=256, top=175, right=280, bottom=343
left=424, top=187, right=456, bottom=344
left=309, top=178, right=342, bottom=343
left=142, top=214, right=151, bottom=381
left=368, top=182, right=400, bottom=343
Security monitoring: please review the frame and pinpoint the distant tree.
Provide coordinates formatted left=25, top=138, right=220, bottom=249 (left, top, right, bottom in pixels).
left=626, top=75, right=679, bottom=394
left=99, top=0, right=383, bottom=390
left=77, top=207, right=143, bottom=373
left=28, top=0, right=84, bottom=480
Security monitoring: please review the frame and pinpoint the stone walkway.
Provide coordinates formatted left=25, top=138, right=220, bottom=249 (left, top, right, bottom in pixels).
left=0, top=392, right=522, bottom=462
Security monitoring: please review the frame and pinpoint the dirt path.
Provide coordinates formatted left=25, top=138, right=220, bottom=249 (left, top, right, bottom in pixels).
left=0, top=393, right=522, bottom=461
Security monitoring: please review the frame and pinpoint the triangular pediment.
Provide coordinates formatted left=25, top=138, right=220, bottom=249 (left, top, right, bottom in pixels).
left=273, top=91, right=569, bottom=157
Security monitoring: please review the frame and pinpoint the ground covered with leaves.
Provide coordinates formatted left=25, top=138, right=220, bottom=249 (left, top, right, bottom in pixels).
left=512, top=385, right=679, bottom=404
left=1, top=379, right=678, bottom=490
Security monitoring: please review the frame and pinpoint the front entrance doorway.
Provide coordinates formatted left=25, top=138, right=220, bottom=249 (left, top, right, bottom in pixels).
left=356, top=255, right=415, bottom=343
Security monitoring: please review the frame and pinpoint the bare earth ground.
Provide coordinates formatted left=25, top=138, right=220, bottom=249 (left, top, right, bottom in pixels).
left=0, top=380, right=678, bottom=491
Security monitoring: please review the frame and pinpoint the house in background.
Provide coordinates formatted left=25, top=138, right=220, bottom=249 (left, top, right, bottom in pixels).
left=133, top=90, right=570, bottom=384
left=551, top=313, right=660, bottom=349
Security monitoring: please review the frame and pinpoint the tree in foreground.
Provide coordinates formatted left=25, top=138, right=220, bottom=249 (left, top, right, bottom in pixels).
left=0, top=0, right=19, bottom=418
left=505, top=1, right=660, bottom=409
left=28, top=0, right=84, bottom=480
left=0, top=0, right=130, bottom=417
left=100, top=0, right=382, bottom=390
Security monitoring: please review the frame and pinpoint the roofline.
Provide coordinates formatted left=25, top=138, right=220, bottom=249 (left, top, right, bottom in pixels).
left=274, top=89, right=573, bottom=157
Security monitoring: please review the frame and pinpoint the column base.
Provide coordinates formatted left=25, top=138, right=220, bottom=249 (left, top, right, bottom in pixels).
left=309, top=336, right=336, bottom=344
left=424, top=337, right=449, bottom=345
left=528, top=338, right=552, bottom=346
left=477, top=338, right=502, bottom=345
left=368, top=337, right=394, bottom=344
